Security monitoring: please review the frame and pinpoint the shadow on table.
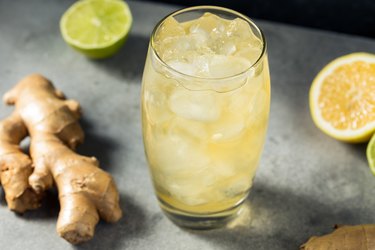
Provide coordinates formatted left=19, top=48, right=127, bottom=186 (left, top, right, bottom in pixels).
left=16, top=192, right=148, bottom=249
left=0, top=189, right=6, bottom=206
left=18, top=192, right=147, bottom=250
left=19, top=189, right=59, bottom=220
left=344, top=142, right=368, bottom=166
left=75, top=193, right=148, bottom=250
left=89, top=34, right=149, bottom=82
left=190, top=182, right=358, bottom=250
left=77, top=117, right=122, bottom=172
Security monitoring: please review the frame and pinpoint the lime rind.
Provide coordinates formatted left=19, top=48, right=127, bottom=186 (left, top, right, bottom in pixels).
left=60, top=0, right=132, bottom=58
left=367, top=133, right=375, bottom=176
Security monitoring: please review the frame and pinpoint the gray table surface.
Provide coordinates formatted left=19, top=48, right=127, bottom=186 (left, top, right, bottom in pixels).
left=0, top=0, right=375, bottom=249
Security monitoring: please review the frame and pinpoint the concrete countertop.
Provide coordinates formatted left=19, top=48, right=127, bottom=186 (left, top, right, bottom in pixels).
left=0, top=0, right=374, bottom=249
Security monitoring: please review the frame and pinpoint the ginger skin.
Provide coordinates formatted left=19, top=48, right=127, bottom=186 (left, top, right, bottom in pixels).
left=1, top=74, right=122, bottom=244
left=300, top=225, right=375, bottom=250
left=0, top=112, right=41, bottom=212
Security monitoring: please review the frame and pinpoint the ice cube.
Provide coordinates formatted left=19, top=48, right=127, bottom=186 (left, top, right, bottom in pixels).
left=155, top=17, right=198, bottom=62
left=208, top=55, right=252, bottom=78
left=192, top=55, right=210, bottom=76
left=212, top=162, right=236, bottom=178
left=150, top=129, right=210, bottom=174
left=143, top=89, right=172, bottom=124
left=210, top=114, right=246, bottom=141
left=170, top=117, right=209, bottom=140
left=155, top=16, right=185, bottom=41
left=189, top=24, right=209, bottom=45
left=161, top=165, right=228, bottom=206
left=228, top=90, right=251, bottom=112
left=234, top=44, right=262, bottom=65
left=228, top=80, right=262, bottom=112
left=226, top=18, right=259, bottom=42
left=225, top=18, right=263, bottom=64
left=154, top=12, right=262, bottom=81
left=186, top=13, right=235, bottom=55
left=166, top=55, right=213, bottom=78
left=163, top=162, right=241, bottom=206
left=219, top=42, right=236, bottom=56
left=169, top=89, right=221, bottom=121
left=164, top=180, right=209, bottom=206
left=158, top=35, right=194, bottom=62
left=190, top=12, right=227, bottom=35
left=248, top=88, right=268, bottom=120
left=167, top=60, right=197, bottom=75
left=223, top=175, right=252, bottom=198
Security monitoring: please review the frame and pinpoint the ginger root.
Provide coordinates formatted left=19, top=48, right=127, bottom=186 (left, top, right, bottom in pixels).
left=0, top=112, right=41, bottom=212
left=0, top=74, right=122, bottom=244
left=300, top=225, right=375, bottom=250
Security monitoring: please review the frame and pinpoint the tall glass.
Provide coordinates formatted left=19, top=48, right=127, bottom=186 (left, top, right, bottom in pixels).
left=141, top=6, right=270, bottom=229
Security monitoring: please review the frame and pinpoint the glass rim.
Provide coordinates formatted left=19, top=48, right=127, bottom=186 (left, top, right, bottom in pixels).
left=150, top=5, right=267, bottom=81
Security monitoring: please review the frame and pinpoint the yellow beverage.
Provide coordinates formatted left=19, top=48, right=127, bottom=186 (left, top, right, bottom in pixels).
left=141, top=6, right=270, bottom=228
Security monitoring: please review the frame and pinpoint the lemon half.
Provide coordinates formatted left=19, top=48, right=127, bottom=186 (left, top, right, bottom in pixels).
left=309, top=53, right=375, bottom=142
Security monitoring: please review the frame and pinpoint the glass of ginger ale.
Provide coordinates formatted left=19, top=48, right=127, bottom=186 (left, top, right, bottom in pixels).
left=141, top=6, right=270, bottom=229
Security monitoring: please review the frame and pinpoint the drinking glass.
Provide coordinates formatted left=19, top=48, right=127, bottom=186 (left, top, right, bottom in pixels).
left=141, top=6, right=270, bottom=229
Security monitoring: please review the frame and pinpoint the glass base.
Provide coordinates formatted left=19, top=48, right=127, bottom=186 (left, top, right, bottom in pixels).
left=158, top=198, right=244, bottom=229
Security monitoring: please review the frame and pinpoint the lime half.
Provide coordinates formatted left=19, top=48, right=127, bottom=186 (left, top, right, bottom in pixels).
left=60, top=0, right=132, bottom=59
left=367, top=133, right=375, bottom=176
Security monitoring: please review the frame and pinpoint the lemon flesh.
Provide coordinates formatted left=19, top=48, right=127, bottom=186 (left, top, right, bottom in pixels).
left=309, top=53, right=375, bottom=142
left=60, top=0, right=132, bottom=59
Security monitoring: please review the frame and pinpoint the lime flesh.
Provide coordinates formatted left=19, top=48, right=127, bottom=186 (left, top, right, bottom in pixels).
left=60, top=0, right=132, bottom=58
left=367, top=133, right=375, bottom=176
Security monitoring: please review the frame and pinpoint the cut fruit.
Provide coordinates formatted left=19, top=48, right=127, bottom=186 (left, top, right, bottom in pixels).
left=367, top=133, right=375, bottom=176
left=60, top=0, right=132, bottom=59
left=309, top=53, right=375, bottom=142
